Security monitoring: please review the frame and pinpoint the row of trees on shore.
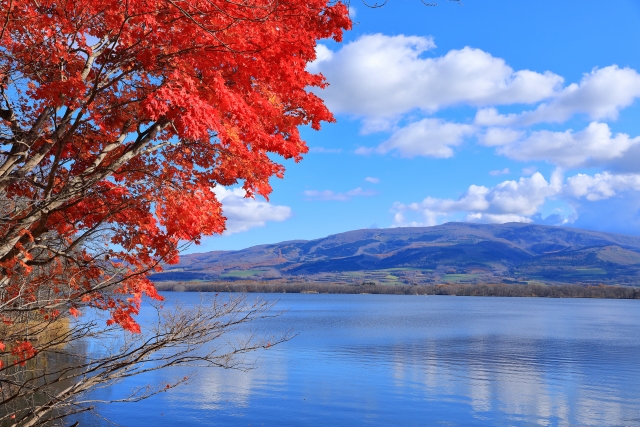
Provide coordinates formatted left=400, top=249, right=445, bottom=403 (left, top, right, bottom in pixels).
left=156, top=281, right=640, bottom=299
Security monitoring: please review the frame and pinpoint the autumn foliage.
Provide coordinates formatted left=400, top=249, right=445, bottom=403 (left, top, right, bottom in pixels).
left=0, top=0, right=350, bottom=357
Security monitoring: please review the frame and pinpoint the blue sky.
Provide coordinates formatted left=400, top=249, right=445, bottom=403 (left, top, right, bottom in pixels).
left=188, top=0, right=640, bottom=253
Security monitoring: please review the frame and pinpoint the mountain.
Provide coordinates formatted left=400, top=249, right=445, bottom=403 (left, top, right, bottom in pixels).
left=152, top=222, right=640, bottom=286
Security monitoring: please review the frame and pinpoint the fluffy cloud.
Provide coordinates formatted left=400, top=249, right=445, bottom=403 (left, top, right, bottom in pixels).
left=479, top=127, right=524, bottom=146
left=475, top=66, right=640, bottom=126
left=565, top=172, right=640, bottom=201
left=356, top=119, right=475, bottom=158
left=496, top=122, right=640, bottom=168
left=309, top=34, right=562, bottom=120
left=392, top=171, right=562, bottom=226
left=391, top=169, right=640, bottom=229
left=311, top=33, right=640, bottom=172
left=213, top=187, right=291, bottom=234
left=303, top=187, right=376, bottom=201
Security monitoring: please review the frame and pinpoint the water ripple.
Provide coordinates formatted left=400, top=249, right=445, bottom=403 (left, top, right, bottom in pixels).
left=82, top=294, right=640, bottom=427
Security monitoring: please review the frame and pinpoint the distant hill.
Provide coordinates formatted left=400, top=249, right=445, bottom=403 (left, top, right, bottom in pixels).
left=152, top=223, right=640, bottom=286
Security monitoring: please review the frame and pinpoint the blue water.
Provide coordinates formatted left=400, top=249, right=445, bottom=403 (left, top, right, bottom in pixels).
left=82, top=294, right=640, bottom=426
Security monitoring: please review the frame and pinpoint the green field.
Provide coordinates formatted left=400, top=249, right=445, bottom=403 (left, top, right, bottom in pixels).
left=220, top=269, right=263, bottom=278
left=554, top=268, right=609, bottom=278
left=442, top=274, right=480, bottom=283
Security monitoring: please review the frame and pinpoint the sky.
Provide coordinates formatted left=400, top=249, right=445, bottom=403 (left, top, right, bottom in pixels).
left=187, top=0, right=640, bottom=253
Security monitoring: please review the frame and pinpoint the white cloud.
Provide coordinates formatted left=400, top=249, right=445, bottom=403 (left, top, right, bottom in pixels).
left=480, top=127, right=524, bottom=146
left=487, top=171, right=562, bottom=215
left=313, top=44, right=334, bottom=64
left=522, top=166, right=537, bottom=176
left=392, top=171, right=562, bottom=226
left=311, top=34, right=640, bottom=171
left=303, top=187, right=376, bottom=201
left=475, top=66, right=640, bottom=126
left=356, top=119, right=475, bottom=158
left=465, top=212, right=533, bottom=224
left=489, top=168, right=510, bottom=176
left=497, top=122, right=640, bottom=168
left=391, top=169, right=640, bottom=228
left=309, top=34, right=562, bottom=120
left=365, top=177, right=381, bottom=183
left=474, top=108, right=519, bottom=127
left=565, top=172, right=640, bottom=201
left=213, top=187, right=292, bottom=234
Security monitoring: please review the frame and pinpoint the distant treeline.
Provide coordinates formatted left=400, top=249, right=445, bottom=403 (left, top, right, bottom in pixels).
left=155, top=281, right=640, bottom=299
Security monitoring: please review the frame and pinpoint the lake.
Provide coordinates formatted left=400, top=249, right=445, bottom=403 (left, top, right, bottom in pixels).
left=82, top=294, right=640, bottom=426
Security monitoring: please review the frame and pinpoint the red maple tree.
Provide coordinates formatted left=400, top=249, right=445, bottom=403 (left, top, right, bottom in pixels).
left=0, top=0, right=349, bottom=364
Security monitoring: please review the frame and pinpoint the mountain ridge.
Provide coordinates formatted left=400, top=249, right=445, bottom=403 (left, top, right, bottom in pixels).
left=154, top=222, right=640, bottom=286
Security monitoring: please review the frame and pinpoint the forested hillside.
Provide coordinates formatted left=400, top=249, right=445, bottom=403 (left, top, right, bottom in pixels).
left=153, top=223, right=640, bottom=286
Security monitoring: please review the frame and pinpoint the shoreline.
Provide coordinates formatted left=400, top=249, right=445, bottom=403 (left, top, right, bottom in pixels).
left=154, top=281, right=640, bottom=299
